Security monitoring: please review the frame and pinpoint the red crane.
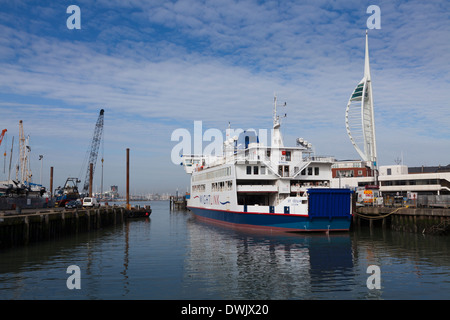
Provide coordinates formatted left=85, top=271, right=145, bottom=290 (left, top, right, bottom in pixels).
left=0, top=129, right=6, bottom=146
left=1, top=129, right=6, bottom=173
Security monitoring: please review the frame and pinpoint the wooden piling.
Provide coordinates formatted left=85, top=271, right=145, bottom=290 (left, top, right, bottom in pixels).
left=169, top=196, right=187, bottom=210
left=126, top=148, right=130, bottom=210
left=50, top=166, right=53, bottom=198
left=89, top=163, right=93, bottom=197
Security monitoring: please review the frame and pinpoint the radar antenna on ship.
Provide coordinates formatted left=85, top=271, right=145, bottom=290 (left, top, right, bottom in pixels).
left=273, top=94, right=287, bottom=129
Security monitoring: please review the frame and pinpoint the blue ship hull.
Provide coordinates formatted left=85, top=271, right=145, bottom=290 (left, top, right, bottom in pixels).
left=188, top=189, right=353, bottom=232
left=188, top=207, right=351, bottom=232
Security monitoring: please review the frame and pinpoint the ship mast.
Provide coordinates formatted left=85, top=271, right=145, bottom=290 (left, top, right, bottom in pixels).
left=272, top=95, right=286, bottom=148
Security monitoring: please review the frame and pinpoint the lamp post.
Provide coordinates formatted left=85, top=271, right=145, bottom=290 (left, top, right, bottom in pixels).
left=39, top=155, right=43, bottom=185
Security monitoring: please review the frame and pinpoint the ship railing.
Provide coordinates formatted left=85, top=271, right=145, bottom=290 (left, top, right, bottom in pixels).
left=303, top=155, right=336, bottom=162
left=236, top=184, right=278, bottom=193
left=182, top=154, right=227, bottom=169
left=235, top=148, right=281, bottom=177
left=205, top=156, right=227, bottom=168
left=260, top=158, right=280, bottom=177
left=231, top=147, right=271, bottom=162
left=289, top=156, right=334, bottom=177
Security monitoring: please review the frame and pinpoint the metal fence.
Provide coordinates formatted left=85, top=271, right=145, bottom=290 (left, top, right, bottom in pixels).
left=379, top=195, right=450, bottom=208
left=416, top=195, right=450, bottom=208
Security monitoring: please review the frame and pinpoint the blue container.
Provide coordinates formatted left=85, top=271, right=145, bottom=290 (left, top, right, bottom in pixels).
left=308, top=188, right=353, bottom=220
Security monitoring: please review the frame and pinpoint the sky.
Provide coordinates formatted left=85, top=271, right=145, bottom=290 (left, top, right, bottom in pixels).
left=0, top=0, right=449, bottom=195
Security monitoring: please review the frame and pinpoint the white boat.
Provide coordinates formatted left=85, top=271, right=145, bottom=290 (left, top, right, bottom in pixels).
left=181, top=96, right=353, bottom=232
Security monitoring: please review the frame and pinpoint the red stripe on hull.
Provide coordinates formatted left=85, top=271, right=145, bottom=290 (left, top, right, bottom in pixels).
left=187, top=206, right=309, bottom=217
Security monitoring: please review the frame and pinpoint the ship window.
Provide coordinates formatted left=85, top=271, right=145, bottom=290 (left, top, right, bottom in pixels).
left=314, top=167, right=319, bottom=175
left=247, top=166, right=252, bottom=174
left=286, top=151, right=291, bottom=161
left=193, top=184, right=205, bottom=192
left=283, top=166, right=289, bottom=177
left=253, top=166, right=259, bottom=175
left=261, top=166, right=266, bottom=175
left=301, top=169, right=306, bottom=175
left=308, top=167, right=313, bottom=175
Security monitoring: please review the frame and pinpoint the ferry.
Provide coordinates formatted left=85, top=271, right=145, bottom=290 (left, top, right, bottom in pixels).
left=181, top=96, right=353, bottom=232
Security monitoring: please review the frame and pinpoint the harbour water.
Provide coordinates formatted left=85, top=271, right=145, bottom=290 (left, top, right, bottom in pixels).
left=0, top=200, right=449, bottom=301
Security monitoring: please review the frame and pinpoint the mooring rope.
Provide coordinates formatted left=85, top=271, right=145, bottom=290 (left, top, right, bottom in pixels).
left=353, top=207, right=406, bottom=220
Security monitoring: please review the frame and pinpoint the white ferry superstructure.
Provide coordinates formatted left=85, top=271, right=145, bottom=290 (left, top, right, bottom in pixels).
left=181, top=96, right=353, bottom=232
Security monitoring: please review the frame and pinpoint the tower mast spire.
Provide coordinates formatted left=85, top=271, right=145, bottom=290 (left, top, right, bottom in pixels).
left=364, top=30, right=371, bottom=80
left=345, top=31, right=378, bottom=174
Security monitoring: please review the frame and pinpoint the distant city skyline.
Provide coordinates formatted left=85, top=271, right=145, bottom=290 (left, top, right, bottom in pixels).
left=1, top=0, right=449, bottom=194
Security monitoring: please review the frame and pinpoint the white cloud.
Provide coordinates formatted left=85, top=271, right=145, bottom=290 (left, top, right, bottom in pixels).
left=0, top=0, right=449, bottom=193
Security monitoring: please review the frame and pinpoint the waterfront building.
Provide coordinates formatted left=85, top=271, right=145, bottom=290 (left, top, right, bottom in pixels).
left=331, top=164, right=450, bottom=201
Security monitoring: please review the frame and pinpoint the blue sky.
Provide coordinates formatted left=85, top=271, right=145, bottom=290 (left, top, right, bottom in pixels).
left=0, top=0, right=449, bottom=195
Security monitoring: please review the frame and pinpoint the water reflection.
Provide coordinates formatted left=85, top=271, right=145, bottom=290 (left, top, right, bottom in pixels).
left=1, top=201, right=449, bottom=300
left=0, top=224, right=125, bottom=299
left=183, top=214, right=450, bottom=300
left=0, top=217, right=154, bottom=300
left=183, top=217, right=354, bottom=299
left=350, top=228, right=450, bottom=300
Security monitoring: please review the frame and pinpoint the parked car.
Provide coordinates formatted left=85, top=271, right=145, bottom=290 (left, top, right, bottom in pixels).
left=65, top=200, right=82, bottom=209
left=82, top=197, right=100, bottom=208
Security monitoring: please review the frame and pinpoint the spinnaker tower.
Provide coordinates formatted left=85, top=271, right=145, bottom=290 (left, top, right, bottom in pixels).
left=345, top=31, right=378, bottom=172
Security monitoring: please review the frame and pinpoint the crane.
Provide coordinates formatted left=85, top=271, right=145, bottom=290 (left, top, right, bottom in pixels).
left=0, top=129, right=6, bottom=146
left=16, top=121, right=32, bottom=183
left=82, top=109, right=104, bottom=195
left=1, top=129, right=6, bottom=174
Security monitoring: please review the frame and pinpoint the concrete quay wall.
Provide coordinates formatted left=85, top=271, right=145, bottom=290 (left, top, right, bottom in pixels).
left=355, top=206, right=450, bottom=234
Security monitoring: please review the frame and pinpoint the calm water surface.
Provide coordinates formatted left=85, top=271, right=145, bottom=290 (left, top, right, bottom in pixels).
left=0, top=200, right=449, bottom=300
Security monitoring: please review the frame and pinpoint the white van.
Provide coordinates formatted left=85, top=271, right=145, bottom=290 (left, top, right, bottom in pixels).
left=83, top=197, right=100, bottom=208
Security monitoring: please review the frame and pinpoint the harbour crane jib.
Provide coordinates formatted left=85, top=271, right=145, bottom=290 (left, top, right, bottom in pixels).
left=82, top=109, right=104, bottom=196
